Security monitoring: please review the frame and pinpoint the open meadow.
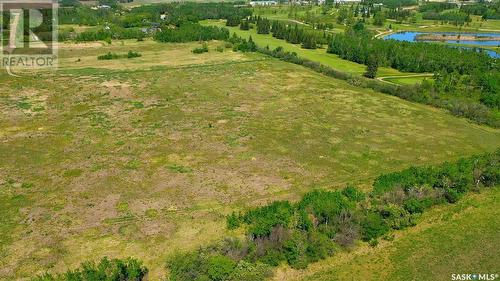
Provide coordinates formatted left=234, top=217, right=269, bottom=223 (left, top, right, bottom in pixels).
left=1, top=39, right=499, bottom=280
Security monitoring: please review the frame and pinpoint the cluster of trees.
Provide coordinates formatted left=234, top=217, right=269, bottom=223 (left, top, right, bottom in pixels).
left=271, top=21, right=331, bottom=49
left=59, top=7, right=116, bottom=26
left=460, top=2, right=500, bottom=20
left=418, top=2, right=457, bottom=13
left=255, top=16, right=271, bottom=34
left=326, top=25, right=499, bottom=120
left=386, top=8, right=414, bottom=23
left=227, top=33, right=257, bottom=52
left=422, top=10, right=472, bottom=26
left=154, top=23, right=229, bottom=43
left=127, top=2, right=251, bottom=27
left=164, top=149, right=499, bottom=280
left=58, top=3, right=251, bottom=41
left=75, top=26, right=144, bottom=42
left=34, top=257, right=148, bottom=281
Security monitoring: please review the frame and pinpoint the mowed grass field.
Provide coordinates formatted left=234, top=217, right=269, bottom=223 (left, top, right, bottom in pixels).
left=277, top=187, right=500, bottom=281
left=0, top=39, right=499, bottom=280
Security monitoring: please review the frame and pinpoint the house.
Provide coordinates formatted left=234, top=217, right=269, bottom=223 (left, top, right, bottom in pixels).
left=249, top=1, right=278, bottom=7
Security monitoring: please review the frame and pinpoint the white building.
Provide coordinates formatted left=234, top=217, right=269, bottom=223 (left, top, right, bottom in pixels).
left=249, top=1, right=278, bottom=6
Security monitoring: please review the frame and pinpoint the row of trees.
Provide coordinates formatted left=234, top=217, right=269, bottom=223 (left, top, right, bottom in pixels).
left=154, top=23, right=229, bottom=43
left=165, top=150, right=499, bottom=280
left=271, top=21, right=332, bottom=49
left=422, top=10, right=472, bottom=26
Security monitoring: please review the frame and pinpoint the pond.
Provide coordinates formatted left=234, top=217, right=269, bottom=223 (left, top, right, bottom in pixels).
left=383, top=31, right=500, bottom=58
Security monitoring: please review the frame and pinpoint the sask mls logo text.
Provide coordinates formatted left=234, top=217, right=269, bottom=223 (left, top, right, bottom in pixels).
left=452, top=273, right=499, bottom=281
left=0, top=0, right=58, bottom=75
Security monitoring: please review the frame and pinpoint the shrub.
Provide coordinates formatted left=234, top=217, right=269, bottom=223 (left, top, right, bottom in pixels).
left=226, top=212, right=241, bottom=230
left=379, top=204, right=417, bottom=230
left=298, top=190, right=354, bottom=225
left=403, top=198, right=426, bottom=214
left=127, top=50, right=142, bottom=58
left=444, top=188, right=461, bottom=203
left=207, top=255, right=236, bottom=281
left=167, top=252, right=209, bottom=281
left=360, top=212, right=390, bottom=241
left=228, top=261, right=272, bottom=281
left=192, top=43, right=209, bottom=54
left=243, top=201, right=294, bottom=237
left=34, top=257, right=148, bottom=281
left=342, top=186, right=365, bottom=202
left=97, top=52, right=120, bottom=60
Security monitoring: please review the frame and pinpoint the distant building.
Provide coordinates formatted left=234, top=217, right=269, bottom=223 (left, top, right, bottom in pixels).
left=249, top=1, right=278, bottom=6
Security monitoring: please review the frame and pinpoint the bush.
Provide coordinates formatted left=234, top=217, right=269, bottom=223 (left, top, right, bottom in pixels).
left=226, top=212, right=241, bottom=230
left=97, top=52, right=120, bottom=60
left=444, top=188, right=461, bottom=203
left=207, top=255, right=236, bottom=281
left=167, top=252, right=209, bottom=281
left=298, top=190, right=354, bottom=225
left=34, top=257, right=148, bottom=281
left=243, top=201, right=294, bottom=237
left=97, top=51, right=141, bottom=60
left=379, top=204, right=417, bottom=230
left=360, top=212, right=390, bottom=241
left=342, top=186, right=365, bottom=202
left=228, top=261, right=272, bottom=281
left=403, top=198, right=426, bottom=214
left=192, top=43, right=209, bottom=54
left=127, top=50, right=142, bottom=58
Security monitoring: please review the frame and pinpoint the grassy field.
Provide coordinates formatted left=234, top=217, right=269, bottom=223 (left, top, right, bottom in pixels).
left=1, top=39, right=499, bottom=280
left=201, top=20, right=416, bottom=77
left=275, top=187, right=500, bottom=281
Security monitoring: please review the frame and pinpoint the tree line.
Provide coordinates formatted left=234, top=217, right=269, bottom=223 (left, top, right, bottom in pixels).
left=154, top=23, right=229, bottom=43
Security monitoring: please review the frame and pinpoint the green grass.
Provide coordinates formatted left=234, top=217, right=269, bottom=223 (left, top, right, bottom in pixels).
left=382, top=75, right=433, bottom=85
left=0, top=41, right=499, bottom=280
left=201, top=20, right=415, bottom=77
left=293, top=187, right=500, bottom=281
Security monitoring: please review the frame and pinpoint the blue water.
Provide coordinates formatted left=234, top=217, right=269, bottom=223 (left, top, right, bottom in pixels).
left=383, top=31, right=500, bottom=58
